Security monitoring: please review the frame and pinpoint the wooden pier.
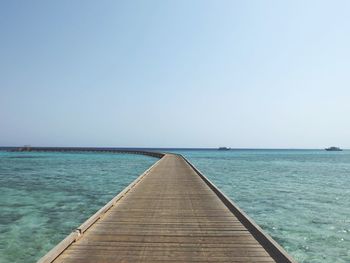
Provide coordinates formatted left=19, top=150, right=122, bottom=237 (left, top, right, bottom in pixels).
left=37, top=152, right=296, bottom=263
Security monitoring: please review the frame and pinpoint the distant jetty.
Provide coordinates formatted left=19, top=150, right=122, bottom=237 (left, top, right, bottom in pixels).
left=17, top=145, right=32, bottom=151
left=325, top=146, right=342, bottom=151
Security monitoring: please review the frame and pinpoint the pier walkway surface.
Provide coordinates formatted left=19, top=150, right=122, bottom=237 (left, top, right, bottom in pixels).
left=38, top=152, right=296, bottom=263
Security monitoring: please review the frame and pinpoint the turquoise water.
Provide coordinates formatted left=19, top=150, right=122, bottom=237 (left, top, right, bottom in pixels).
left=0, top=151, right=156, bottom=263
left=175, top=150, right=350, bottom=263
left=0, top=150, right=349, bottom=263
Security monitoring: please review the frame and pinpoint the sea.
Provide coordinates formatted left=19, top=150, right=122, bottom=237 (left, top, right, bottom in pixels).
left=0, top=149, right=349, bottom=263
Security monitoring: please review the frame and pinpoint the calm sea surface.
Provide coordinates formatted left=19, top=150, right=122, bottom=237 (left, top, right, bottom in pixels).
left=0, top=149, right=349, bottom=263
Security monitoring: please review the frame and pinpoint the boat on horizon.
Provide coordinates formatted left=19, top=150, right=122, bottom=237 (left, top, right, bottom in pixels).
left=218, top=147, right=231, bottom=151
left=325, top=146, right=342, bottom=151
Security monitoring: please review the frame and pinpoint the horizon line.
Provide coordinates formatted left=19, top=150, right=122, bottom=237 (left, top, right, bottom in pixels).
left=0, top=146, right=347, bottom=150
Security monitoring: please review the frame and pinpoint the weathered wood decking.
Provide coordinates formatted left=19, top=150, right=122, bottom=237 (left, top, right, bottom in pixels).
left=38, top=153, right=296, bottom=263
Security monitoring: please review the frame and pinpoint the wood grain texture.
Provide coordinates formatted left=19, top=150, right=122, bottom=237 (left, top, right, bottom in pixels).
left=40, top=154, right=296, bottom=263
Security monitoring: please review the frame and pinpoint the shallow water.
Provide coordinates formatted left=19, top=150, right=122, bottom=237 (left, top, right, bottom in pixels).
left=0, top=151, right=156, bottom=263
left=175, top=150, right=350, bottom=263
left=0, top=149, right=349, bottom=263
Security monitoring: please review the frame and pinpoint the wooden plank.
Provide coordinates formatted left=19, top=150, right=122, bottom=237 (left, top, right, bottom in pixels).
left=36, top=153, right=296, bottom=263
left=37, top=232, right=79, bottom=263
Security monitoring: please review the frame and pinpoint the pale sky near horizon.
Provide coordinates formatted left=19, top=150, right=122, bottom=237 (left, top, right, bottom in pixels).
left=1, top=1, right=350, bottom=148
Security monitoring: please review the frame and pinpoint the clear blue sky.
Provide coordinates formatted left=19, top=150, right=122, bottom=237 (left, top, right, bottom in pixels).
left=1, top=1, right=349, bottom=148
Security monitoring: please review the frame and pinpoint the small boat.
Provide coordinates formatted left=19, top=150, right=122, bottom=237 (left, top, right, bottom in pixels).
left=325, top=146, right=342, bottom=151
left=218, top=147, right=230, bottom=151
